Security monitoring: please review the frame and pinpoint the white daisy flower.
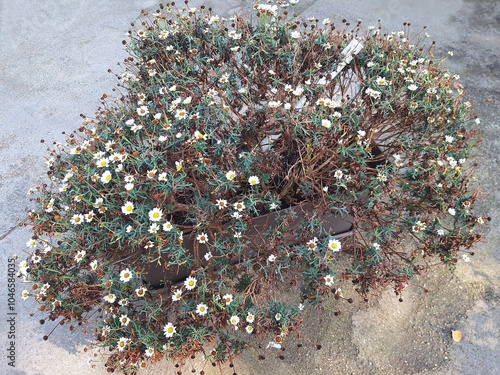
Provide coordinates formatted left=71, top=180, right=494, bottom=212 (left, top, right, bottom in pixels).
left=148, top=223, right=160, bottom=234
left=96, top=158, right=109, bottom=168
left=119, top=268, right=133, bottom=282
left=74, top=250, right=86, bottom=263
left=306, top=238, right=318, bottom=251
left=327, top=238, right=342, bottom=252
left=137, top=105, right=149, bottom=116
left=366, top=87, right=381, bottom=99
left=163, top=221, right=173, bottom=231
left=196, top=233, right=208, bottom=244
left=117, top=337, right=128, bottom=351
left=248, top=176, right=260, bottom=185
left=71, top=214, right=84, bottom=225
left=230, top=315, right=240, bottom=326
left=222, top=293, right=233, bottom=305
left=146, top=169, right=157, bottom=179
left=175, top=109, right=188, bottom=120
left=246, top=313, right=255, bottom=323
left=163, top=322, right=176, bottom=338
left=216, top=199, right=228, bottom=209
left=101, top=170, right=112, bottom=184
left=226, top=170, right=236, bottom=181
left=148, top=208, right=163, bottom=221
left=121, top=201, right=134, bottom=215
left=184, top=276, right=197, bottom=290
left=172, top=289, right=182, bottom=302
left=196, top=303, right=208, bottom=316
left=103, top=294, right=116, bottom=303
left=376, top=76, right=389, bottom=85
left=324, top=274, right=334, bottom=286
left=93, top=197, right=104, bottom=208
left=84, top=211, right=95, bottom=222
left=233, top=202, right=245, bottom=211
left=119, top=314, right=130, bottom=326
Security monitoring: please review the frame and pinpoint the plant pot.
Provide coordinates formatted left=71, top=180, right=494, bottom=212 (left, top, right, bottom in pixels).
left=143, top=203, right=353, bottom=288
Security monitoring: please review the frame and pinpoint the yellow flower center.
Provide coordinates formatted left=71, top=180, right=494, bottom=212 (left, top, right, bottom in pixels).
left=124, top=273, right=129, bottom=278
left=331, top=243, right=337, bottom=249
left=126, top=206, right=132, bottom=211
left=200, top=307, right=205, bottom=312
left=106, top=175, right=111, bottom=181
left=153, top=213, right=159, bottom=218
left=189, top=281, right=194, bottom=286
left=75, top=217, right=80, bottom=222
left=167, top=327, right=173, bottom=333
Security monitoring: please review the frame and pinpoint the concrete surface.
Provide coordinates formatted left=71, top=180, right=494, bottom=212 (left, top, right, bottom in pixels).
left=0, top=0, right=498, bottom=374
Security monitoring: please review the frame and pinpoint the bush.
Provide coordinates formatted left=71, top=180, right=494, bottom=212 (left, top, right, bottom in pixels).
left=21, top=1, right=485, bottom=372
